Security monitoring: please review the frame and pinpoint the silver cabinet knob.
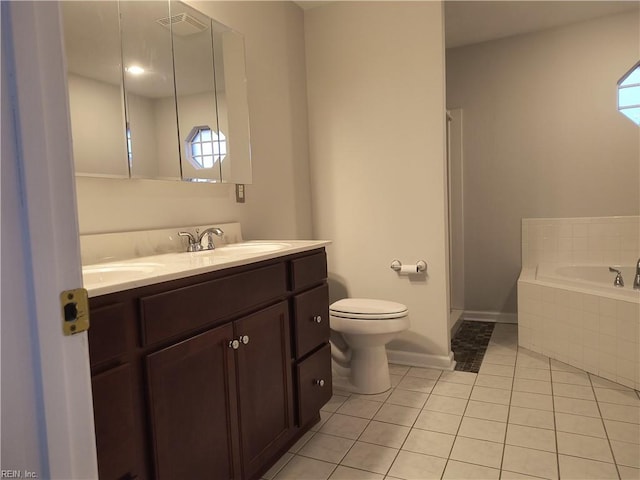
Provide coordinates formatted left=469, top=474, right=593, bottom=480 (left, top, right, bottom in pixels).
left=228, top=339, right=240, bottom=350
left=314, top=379, right=325, bottom=387
left=313, top=315, right=322, bottom=323
left=239, top=335, right=250, bottom=345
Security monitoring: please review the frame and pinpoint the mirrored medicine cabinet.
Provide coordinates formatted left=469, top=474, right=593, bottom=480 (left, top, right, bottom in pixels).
left=62, top=0, right=252, bottom=184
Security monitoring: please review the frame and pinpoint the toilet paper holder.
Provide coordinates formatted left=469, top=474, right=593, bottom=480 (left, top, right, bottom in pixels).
left=390, top=259, right=427, bottom=273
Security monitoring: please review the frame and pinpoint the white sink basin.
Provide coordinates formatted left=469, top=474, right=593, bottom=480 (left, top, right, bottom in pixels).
left=206, top=242, right=293, bottom=256
left=83, top=263, right=162, bottom=284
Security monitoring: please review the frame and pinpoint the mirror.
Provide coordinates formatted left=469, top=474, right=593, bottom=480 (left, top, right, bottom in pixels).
left=62, top=1, right=251, bottom=184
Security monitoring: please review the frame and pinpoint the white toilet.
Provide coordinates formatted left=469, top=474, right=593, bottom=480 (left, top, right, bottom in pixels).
left=329, top=298, right=410, bottom=394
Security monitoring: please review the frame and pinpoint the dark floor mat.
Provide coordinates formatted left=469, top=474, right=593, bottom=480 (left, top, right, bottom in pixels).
left=451, top=321, right=495, bottom=373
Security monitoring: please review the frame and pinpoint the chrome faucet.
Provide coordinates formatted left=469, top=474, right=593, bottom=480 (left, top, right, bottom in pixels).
left=634, top=258, right=640, bottom=290
left=178, top=227, right=224, bottom=252
left=609, top=267, right=625, bottom=288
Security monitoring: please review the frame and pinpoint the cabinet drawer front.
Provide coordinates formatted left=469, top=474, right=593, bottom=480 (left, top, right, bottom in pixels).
left=140, top=263, right=287, bottom=346
left=88, top=302, right=128, bottom=368
left=296, top=344, right=332, bottom=426
left=293, top=284, right=329, bottom=359
left=92, top=364, right=137, bottom=480
left=290, top=251, right=327, bottom=291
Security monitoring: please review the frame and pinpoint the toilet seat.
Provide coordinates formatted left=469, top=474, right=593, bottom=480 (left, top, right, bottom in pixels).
left=330, top=298, right=408, bottom=319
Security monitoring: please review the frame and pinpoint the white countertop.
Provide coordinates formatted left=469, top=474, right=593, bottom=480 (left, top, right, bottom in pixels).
left=83, top=240, right=330, bottom=297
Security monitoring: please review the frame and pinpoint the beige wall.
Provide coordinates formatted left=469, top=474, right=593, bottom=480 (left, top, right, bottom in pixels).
left=76, top=1, right=312, bottom=241
left=446, top=12, right=640, bottom=315
left=306, top=2, right=452, bottom=364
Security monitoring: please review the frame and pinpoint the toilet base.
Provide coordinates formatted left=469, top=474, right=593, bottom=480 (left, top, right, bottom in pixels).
left=331, top=345, right=392, bottom=394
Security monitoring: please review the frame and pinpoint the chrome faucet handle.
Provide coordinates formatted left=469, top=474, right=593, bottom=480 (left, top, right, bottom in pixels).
left=197, top=227, right=225, bottom=251
left=609, top=267, right=624, bottom=288
left=178, top=231, right=202, bottom=252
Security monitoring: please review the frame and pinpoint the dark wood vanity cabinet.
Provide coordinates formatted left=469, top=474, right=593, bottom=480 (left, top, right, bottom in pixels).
left=87, top=249, right=330, bottom=480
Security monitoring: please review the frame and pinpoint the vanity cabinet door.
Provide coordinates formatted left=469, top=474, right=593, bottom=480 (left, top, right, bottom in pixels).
left=146, top=323, right=241, bottom=480
left=234, top=302, right=294, bottom=480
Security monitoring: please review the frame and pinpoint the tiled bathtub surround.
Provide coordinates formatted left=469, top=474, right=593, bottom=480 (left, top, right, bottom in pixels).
left=519, top=215, right=640, bottom=391
left=521, top=216, right=639, bottom=268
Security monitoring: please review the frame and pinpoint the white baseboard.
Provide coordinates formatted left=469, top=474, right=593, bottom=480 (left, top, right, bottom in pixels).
left=461, top=310, right=518, bottom=324
left=387, top=349, right=456, bottom=371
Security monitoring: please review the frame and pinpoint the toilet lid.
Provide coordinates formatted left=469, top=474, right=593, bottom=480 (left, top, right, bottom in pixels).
left=330, top=298, right=408, bottom=319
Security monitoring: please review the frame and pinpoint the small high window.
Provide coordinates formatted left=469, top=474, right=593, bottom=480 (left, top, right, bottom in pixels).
left=618, top=62, right=640, bottom=125
left=185, top=126, right=227, bottom=169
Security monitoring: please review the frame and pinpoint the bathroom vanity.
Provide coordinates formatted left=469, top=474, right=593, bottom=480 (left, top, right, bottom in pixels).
left=85, top=243, right=331, bottom=479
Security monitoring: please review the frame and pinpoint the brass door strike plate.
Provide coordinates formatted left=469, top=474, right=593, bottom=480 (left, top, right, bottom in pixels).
left=60, top=288, right=90, bottom=335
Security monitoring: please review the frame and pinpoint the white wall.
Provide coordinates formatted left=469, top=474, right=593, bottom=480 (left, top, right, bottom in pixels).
left=305, top=2, right=452, bottom=365
left=447, top=11, right=640, bottom=315
left=76, top=1, right=313, bottom=241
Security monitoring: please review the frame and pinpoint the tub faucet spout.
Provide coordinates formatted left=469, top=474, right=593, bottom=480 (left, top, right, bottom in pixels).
left=634, top=258, right=640, bottom=290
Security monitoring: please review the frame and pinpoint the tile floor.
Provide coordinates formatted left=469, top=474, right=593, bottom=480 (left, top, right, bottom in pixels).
left=263, top=324, right=640, bottom=480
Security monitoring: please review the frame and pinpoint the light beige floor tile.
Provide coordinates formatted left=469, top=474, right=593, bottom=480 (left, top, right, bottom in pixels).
left=390, top=374, right=403, bottom=387
left=465, top=400, right=509, bottom=422
left=263, top=452, right=293, bottom=479
left=458, top=416, right=507, bottom=443
left=515, top=367, right=551, bottom=382
left=424, top=394, right=468, bottom=415
left=516, top=350, right=550, bottom=370
left=476, top=374, right=513, bottom=390
left=289, top=430, right=316, bottom=453
left=483, top=353, right=517, bottom=366
left=501, top=445, right=558, bottom=480
left=432, top=381, right=473, bottom=399
left=611, top=440, right=640, bottom=468
left=499, top=471, right=548, bottom=479
left=556, top=431, right=614, bottom=463
left=508, top=406, right=554, bottom=430
left=298, top=433, right=355, bottom=464
left=604, top=419, right=640, bottom=444
left=513, top=378, right=552, bottom=395
left=506, top=424, right=556, bottom=452
left=510, top=391, right=553, bottom=411
left=341, top=442, right=398, bottom=475
left=595, top=388, right=640, bottom=406
left=471, top=386, right=512, bottom=405
left=485, top=345, right=518, bottom=357
left=551, top=370, right=590, bottom=386
left=552, top=383, right=595, bottom=400
left=329, top=465, right=384, bottom=480
left=550, top=358, right=582, bottom=373
left=442, top=460, right=500, bottom=479
left=402, top=428, right=455, bottom=459
left=599, top=402, right=640, bottom=424
left=554, top=412, right=606, bottom=438
left=590, top=374, right=637, bottom=391
left=396, top=376, right=437, bottom=394
left=479, top=363, right=515, bottom=378
left=319, top=413, right=370, bottom=440
left=405, top=367, right=442, bottom=380
left=438, top=370, right=477, bottom=385
left=449, top=436, right=504, bottom=469
left=387, top=450, right=447, bottom=480
left=352, top=390, right=393, bottom=403
left=389, top=364, right=410, bottom=375
left=336, top=398, right=383, bottom=419
left=311, top=410, right=333, bottom=432
left=385, top=389, right=428, bottom=409
left=322, top=394, right=349, bottom=413
left=558, top=454, right=619, bottom=480
left=373, top=403, right=420, bottom=427
left=359, top=421, right=410, bottom=449
left=619, top=465, right=640, bottom=480
left=333, top=388, right=352, bottom=397
left=553, top=397, right=600, bottom=418
left=273, top=455, right=336, bottom=480
left=414, top=410, right=462, bottom=435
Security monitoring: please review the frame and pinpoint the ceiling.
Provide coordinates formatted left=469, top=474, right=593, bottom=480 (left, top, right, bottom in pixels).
left=294, top=1, right=639, bottom=48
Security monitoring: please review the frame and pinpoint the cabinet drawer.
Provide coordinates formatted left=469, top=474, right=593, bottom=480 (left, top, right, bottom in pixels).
left=296, top=344, right=332, bottom=426
left=140, top=263, right=287, bottom=346
left=290, top=251, right=327, bottom=291
left=88, top=303, right=128, bottom=368
left=293, top=284, right=329, bottom=359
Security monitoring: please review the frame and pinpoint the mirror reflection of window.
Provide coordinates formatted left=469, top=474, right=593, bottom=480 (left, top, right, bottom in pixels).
left=618, top=62, right=640, bottom=125
left=186, top=126, right=226, bottom=169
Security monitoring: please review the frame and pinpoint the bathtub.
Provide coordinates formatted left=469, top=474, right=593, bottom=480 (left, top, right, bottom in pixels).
left=518, top=264, right=640, bottom=391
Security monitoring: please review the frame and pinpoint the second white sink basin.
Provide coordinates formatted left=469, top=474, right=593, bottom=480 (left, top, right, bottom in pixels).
left=207, top=242, right=293, bottom=256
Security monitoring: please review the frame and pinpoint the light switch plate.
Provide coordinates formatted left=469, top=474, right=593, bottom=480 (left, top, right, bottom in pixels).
left=235, top=184, right=245, bottom=203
